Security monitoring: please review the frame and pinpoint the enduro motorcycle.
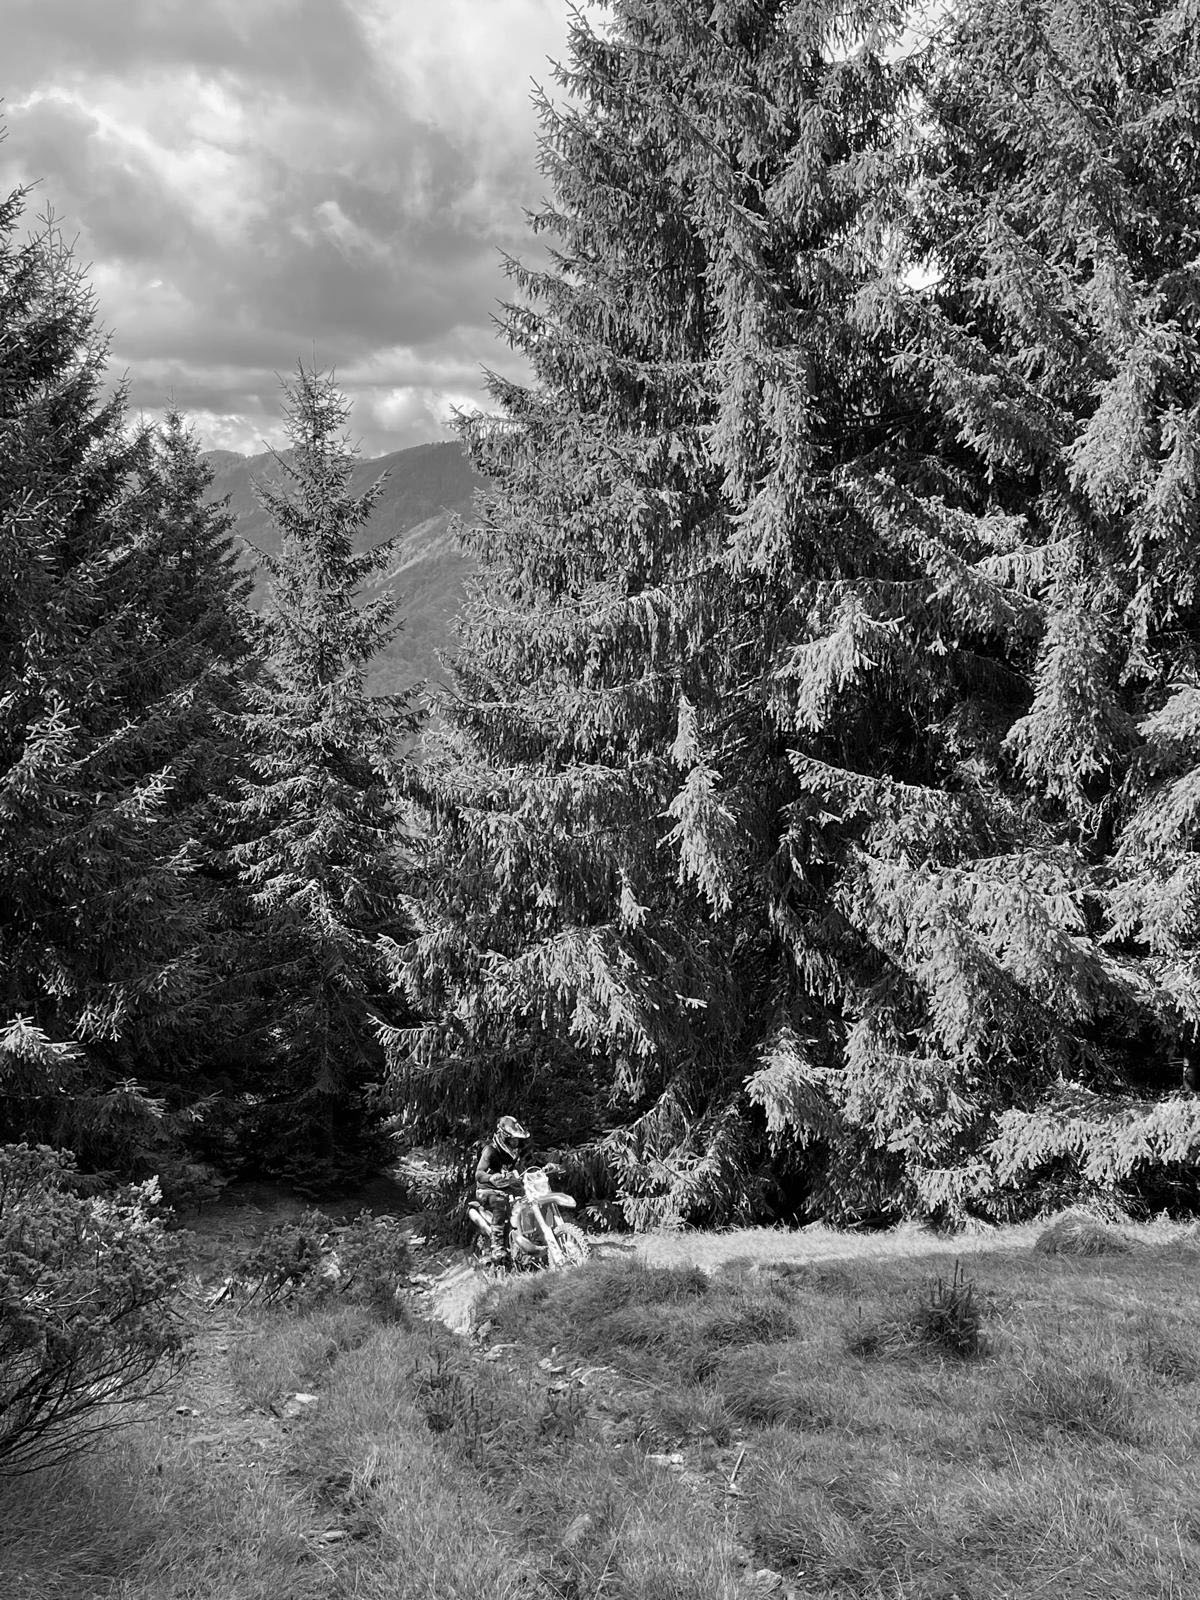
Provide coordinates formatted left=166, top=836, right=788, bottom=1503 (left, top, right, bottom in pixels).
left=467, top=1166, right=591, bottom=1271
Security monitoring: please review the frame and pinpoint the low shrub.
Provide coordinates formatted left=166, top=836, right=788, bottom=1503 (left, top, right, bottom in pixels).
left=225, top=1208, right=410, bottom=1318
left=329, top=1210, right=412, bottom=1320
left=236, top=1208, right=331, bottom=1305
left=388, top=1151, right=474, bottom=1243
left=0, top=1143, right=186, bottom=1474
left=136, top=1152, right=228, bottom=1214
left=910, top=1261, right=987, bottom=1357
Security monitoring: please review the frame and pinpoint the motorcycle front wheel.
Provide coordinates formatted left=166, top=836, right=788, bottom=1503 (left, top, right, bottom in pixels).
left=553, top=1222, right=591, bottom=1268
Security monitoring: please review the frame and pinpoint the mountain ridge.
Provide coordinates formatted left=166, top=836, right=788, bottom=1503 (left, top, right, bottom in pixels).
left=203, top=439, right=481, bottom=695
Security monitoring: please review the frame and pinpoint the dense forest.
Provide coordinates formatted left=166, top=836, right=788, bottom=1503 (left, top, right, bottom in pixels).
left=3, top=0, right=1200, bottom=1234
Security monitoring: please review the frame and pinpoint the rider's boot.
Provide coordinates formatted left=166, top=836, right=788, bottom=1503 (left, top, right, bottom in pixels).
left=484, top=1219, right=507, bottom=1266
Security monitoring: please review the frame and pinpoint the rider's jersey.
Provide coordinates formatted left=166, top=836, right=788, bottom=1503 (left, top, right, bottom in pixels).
left=475, top=1141, right=523, bottom=1193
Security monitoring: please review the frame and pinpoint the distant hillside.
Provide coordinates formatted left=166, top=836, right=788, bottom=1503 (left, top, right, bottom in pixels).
left=204, top=440, right=481, bottom=696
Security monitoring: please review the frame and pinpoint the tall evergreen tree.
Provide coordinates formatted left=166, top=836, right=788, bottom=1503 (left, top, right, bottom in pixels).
left=394, top=0, right=935, bottom=1222
left=0, top=188, right=257, bottom=1165
left=228, top=368, right=417, bottom=1190
left=397, top=0, right=1200, bottom=1224
left=98, top=408, right=261, bottom=1068
left=900, top=0, right=1200, bottom=1209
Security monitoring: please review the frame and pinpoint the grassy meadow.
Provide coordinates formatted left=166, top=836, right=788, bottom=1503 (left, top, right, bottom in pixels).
left=3, top=1219, right=1200, bottom=1599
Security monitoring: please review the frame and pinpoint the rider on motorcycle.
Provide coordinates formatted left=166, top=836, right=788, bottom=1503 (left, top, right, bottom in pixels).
left=474, top=1115, right=530, bottom=1262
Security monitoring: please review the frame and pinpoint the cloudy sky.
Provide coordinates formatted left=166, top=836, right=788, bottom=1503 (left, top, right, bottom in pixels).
left=0, top=0, right=574, bottom=456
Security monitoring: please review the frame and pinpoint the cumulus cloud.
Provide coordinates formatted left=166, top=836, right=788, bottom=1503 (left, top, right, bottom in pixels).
left=0, top=0, right=574, bottom=454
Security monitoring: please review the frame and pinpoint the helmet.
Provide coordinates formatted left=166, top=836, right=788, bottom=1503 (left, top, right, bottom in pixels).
left=494, top=1115, right=529, bottom=1160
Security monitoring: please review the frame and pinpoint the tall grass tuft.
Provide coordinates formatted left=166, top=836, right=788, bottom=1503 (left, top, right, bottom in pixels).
left=910, top=1260, right=987, bottom=1357
left=847, top=1259, right=988, bottom=1359
left=1135, top=1312, right=1200, bottom=1383
left=1004, top=1360, right=1142, bottom=1442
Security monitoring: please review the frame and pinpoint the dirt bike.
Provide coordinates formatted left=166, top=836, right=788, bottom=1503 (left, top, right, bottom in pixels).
left=467, top=1166, right=591, bottom=1271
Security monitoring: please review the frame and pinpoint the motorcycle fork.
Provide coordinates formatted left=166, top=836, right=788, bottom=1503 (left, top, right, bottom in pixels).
left=529, top=1202, right=565, bottom=1269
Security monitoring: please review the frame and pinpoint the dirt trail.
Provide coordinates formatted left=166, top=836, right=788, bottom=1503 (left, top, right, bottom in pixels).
left=159, top=1292, right=292, bottom=1467
left=159, top=1186, right=399, bottom=1502
left=419, top=1259, right=490, bottom=1335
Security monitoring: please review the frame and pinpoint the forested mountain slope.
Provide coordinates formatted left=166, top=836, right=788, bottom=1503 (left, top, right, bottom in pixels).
left=204, top=440, right=480, bottom=695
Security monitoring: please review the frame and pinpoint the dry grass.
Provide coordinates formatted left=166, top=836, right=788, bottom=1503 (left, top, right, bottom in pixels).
left=0, top=1433, right=157, bottom=1600
left=6, top=1214, right=1200, bottom=1599
left=0, top=1404, right=323, bottom=1600
left=226, top=1302, right=377, bottom=1410
left=482, top=1232, right=1200, bottom=1597
left=627, top=1217, right=1043, bottom=1272
left=1, top=1297, right=747, bottom=1600
left=1033, top=1209, right=1135, bottom=1256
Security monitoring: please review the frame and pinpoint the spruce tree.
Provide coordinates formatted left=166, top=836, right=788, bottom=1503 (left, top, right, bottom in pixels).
left=0, top=188, right=257, bottom=1166
left=229, top=368, right=417, bottom=1190
left=900, top=0, right=1200, bottom=1210
left=397, top=0, right=1200, bottom=1224
left=100, top=409, right=260, bottom=1069
left=394, top=0, right=936, bottom=1222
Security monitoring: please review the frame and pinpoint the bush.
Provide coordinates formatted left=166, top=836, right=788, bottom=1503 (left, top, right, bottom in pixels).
left=227, top=1208, right=410, bottom=1319
left=334, top=1210, right=412, bottom=1319
left=0, top=1144, right=186, bottom=1474
left=389, top=1150, right=474, bottom=1241
left=235, top=1208, right=332, bottom=1306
